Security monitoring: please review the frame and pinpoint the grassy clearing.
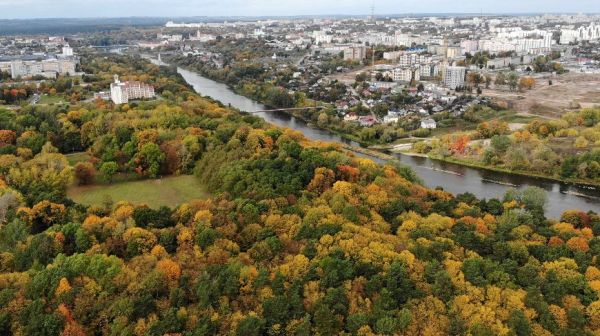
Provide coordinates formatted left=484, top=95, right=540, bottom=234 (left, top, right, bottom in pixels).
left=68, top=175, right=209, bottom=208
left=38, top=94, right=66, bottom=105
left=429, top=110, right=537, bottom=137
left=66, top=152, right=91, bottom=166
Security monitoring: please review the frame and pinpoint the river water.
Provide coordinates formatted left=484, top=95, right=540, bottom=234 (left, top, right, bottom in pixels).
left=150, top=58, right=600, bottom=218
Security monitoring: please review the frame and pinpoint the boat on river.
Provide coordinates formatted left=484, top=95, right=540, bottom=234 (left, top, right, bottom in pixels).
left=481, top=179, right=519, bottom=187
left=433, top=168, right=463, bottom=176
left=560, top=190, right=600, bottom=200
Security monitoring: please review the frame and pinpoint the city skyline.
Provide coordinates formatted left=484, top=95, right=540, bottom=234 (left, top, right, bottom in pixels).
left=1, top=0, right=600, bottom=19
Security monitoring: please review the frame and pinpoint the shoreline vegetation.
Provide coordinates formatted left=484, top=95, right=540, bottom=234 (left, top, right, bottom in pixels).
left=425, top=154, right=600, bottom=189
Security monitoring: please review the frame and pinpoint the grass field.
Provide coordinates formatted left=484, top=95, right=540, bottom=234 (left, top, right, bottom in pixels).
left=66, top=152, right=91, bottom=166
left=68, top=175, right=209, bottom=208
left=38, top=94, right=66, bottom=105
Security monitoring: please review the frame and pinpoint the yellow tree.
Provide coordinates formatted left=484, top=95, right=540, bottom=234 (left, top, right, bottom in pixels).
left=307, top=167, right=336, bottom=194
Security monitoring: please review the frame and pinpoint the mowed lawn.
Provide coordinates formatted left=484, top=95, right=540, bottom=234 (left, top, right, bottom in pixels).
left=68, top=175, right=209, bottom=208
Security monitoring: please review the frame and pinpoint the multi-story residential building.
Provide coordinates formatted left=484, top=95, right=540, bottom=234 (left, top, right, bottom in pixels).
left=394, top=33, right=416, bottom=47
left=0, top=58, right=76, bottom=79
left=392, top=67, right=412, bottom=82
left=313, top=31, right=333, bottom=44
left=343, top=46, right=367, bottom=61
left=478, top=39, right=516, bottom=53
left=460, top=40, right=480, bottom=54
left=442, top=66, right=466, bottom=89
left=62, top=45, right=73, bottom=57
left=42, top=59, right=76, bottom=75
left=446, top=46, right=463, bottom=58
left=10, top=61, right=41, bottom=78
left=477, top=30, right=552, bottom=54
left=383, top=51, right=403, bottom=61
left=419, top=64, right=437, bottom=78
left=561, top=22, right=600, bottom=44
left=398, top=53, right=432, bottom=67
left=110, top=75, right=155, bottom=104
left=392, top=66, right=420, bottom=82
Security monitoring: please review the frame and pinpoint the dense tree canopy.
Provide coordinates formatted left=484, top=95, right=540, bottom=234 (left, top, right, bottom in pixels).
left=0, top=55, right=599, bottom=336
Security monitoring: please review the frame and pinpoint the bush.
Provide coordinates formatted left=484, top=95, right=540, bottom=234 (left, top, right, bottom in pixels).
left=411, top=128, right=432, bottom=138
left=74, top=162, right=96, bottom=185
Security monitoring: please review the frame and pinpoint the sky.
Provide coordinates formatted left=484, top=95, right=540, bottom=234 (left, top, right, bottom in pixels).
left=0, top=0, right=599, bottom=19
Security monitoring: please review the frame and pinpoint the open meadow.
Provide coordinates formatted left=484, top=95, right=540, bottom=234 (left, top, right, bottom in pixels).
left=67, top=175, right=209, bottom=208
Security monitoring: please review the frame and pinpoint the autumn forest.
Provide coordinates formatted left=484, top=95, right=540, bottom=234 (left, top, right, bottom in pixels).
left=1, top=55, right=600, bottom=336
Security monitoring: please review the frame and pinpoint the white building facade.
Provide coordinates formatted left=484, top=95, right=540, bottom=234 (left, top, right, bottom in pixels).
left=110, top=75, right=155, bottom=105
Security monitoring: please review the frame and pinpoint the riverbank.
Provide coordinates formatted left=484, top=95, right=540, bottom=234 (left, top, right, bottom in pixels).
left=147, top=54, right=600, bottom=217
left=429, top=155, right=600, bottom=189
left=343, top=145, right=398, bottom=161
left=160, top=56, right=383, bottom=147
left=389, top=150, right=428, bottom=158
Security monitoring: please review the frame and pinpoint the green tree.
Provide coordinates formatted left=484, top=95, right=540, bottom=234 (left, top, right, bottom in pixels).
left=491, top=135, right=511, bottom=154
left=99, top=161, right=118, bottom=183
left=236, top=316, right=265, bottom=336
left=134, top=142, right=165, bottom=178
left=507, top=309, right=532, bottom=336
left=507, top=72, right=519, bottom=91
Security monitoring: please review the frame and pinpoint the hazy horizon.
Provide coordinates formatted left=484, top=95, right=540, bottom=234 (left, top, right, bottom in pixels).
left=0, top=0, right=599, bottom=20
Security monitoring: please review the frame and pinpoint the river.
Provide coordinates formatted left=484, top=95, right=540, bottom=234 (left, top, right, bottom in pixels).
left=149, top=57, right=600, bottom=218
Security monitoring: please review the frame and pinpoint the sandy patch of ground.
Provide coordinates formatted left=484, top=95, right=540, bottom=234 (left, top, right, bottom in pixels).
left=508, top=123, right=526, bottom=131
left=326, top=65, right=376, bottom=84
left=483, top=73, right=600, bottom=118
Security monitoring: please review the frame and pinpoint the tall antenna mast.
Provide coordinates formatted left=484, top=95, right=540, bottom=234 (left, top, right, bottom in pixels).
left=370, top=1, right=375, bottom=22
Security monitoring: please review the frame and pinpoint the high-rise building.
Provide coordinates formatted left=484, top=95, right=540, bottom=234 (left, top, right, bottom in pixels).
left=442, top=66, right=466, bottom=89
left=561, top=22, right=600, bottom=44
left=62, top=45, right=74, bottom=57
